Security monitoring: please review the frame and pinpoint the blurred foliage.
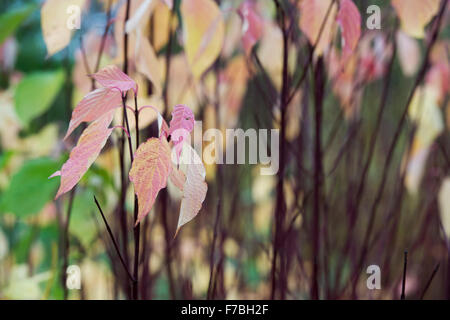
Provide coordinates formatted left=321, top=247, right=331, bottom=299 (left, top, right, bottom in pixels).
left=0, top=0, right=449, bottom=300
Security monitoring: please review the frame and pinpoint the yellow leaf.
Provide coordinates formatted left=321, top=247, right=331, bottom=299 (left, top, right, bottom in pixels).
left=405, top=84, right=444, bottom=194
left=135, top=31, right=162, bottom=94
left=181, top=0, right=225, bottom=79
left=41, top=0, right=86, bottom=56
left=152, top=1, right=178, bottom=52
left=391, top=0, right=440, bottom=38
left=408, top=85, right=443, bottom=149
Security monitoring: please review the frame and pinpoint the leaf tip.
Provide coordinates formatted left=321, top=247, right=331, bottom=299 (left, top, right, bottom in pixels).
left=48, top=170, right=61, bottom=179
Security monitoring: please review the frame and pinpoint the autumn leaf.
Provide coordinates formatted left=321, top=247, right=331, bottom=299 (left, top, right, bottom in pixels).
left=41, top=0, right=86, bottom=56
left=65, top=87, right=122, bottom=140
left=135, top=32, right=163, bottom=94
left=336, top=0, right=361, bottom=60
left=129, top=137, right=172, bottom=224
left=50, top=112, right=114, bottom=199
left=175, top=143, right=207, bottom=236
left=238, top=0, right=264, bottom=55
left=299, top=0, right=338, bottom=56
left=408, top=85, right=443, bottom=149
left=169, top=104, right=195, bottom=134
left=391, top=0, right=440, bottom=38
left=90, top=65, right=137, bottom=94
left=405, top=85, right=444, bottom=194
left=152, top=1, right=178, bottom=52
left=169, top=104, right=195, bottom=160
left=181, top=0, right=225, bottom=79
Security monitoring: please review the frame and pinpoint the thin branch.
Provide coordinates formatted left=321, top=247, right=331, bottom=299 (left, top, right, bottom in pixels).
left=159, top=0, right=178, bottom=300
left=270, top=0, right=290, bottom=299
left=122, top=95, right=135, bottom=162
left=401, top=250, right=408, bottom=300
left=420, top=263, right=440, bottom=299
left=116, top=0, right=132, bottom=298
left=132, top=92, right=141, bottom=300
left=207, top=199, right=221, bottom=299
left=94, top=195, right=135, bottom=282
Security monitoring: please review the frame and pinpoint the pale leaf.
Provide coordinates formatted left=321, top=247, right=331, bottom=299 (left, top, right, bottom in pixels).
left=176, top=143, right=207, bottom=236
left=41, top=0, right=86, bottom=56
left=396, top=30, right=421, bottom=76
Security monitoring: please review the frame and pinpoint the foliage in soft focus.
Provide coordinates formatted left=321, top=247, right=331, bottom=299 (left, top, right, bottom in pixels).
left=0, top=0, right=449, bottom=300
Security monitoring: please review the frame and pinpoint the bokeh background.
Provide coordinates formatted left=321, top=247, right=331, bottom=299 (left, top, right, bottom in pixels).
left=0, top=0, right=449, bottom=299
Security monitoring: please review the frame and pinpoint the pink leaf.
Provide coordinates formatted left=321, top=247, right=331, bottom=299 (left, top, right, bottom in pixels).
left=129, top=137, right=172, bottom=225
left=64, top=87, right=122, bottom=140
left=238, top=0, right=264, bottom=55
left=175, top=143, right=207, bottom=236
left=91, top=65, right=137, bottom=93
left=160, top=115, right=170, bottom=139
left=169, top=105, right=195, bottom=160
left=51, top=112, right=114, bottom=199
left=337, top=0, right=361, bottom=60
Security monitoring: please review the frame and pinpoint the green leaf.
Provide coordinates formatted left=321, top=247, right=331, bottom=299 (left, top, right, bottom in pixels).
left=14, top=69, right=65, bottom=125
left=68, top=189, right=97, bottom=248
left=0, top=4, right=36, bottom=45
left=0, top=157, right=60, bottom=217
left=0, top=150, right=14, bottom=172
